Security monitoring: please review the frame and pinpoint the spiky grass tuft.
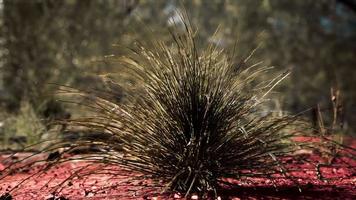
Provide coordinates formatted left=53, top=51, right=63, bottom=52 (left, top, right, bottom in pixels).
left=53, top=18, right=299, bottom=196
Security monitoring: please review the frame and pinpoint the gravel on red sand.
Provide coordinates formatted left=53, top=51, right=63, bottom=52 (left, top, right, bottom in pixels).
left=0, top=139, right=355, bottom=200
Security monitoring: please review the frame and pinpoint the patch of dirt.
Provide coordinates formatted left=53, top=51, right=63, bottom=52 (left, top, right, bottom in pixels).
left=0, top=138, right=355, bottom=200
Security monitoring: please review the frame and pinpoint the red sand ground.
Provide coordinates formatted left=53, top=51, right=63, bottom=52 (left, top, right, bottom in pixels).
left=0, top=139, right=355, bottom=200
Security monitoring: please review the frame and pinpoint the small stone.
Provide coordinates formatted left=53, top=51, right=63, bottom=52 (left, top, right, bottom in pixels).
left=86, top=192, right=94, bottom=197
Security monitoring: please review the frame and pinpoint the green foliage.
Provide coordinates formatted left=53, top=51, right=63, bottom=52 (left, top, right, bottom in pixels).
left=1, top=101, right=45, bottom=149
left=0, top=0, right=138, bottom=111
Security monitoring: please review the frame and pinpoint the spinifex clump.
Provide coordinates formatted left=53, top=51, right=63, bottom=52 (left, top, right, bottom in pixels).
left=56, top=19, right=297, bottom=196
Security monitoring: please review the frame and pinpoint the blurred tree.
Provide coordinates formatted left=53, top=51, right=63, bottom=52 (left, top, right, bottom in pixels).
left=0, top=0, right=138, bottom=117
left=257, top=0, right=356, bottom=132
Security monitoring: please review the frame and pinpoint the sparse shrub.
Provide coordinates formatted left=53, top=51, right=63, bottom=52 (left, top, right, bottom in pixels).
left=1, top=101, right=45, bottom=149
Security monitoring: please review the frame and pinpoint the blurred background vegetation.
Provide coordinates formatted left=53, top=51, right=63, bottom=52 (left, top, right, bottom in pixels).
left=0, top=0, right=355, bottom=150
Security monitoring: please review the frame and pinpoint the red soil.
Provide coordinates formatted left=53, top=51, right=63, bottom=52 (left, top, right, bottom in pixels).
left=1, top=139, right=355, bottom=200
